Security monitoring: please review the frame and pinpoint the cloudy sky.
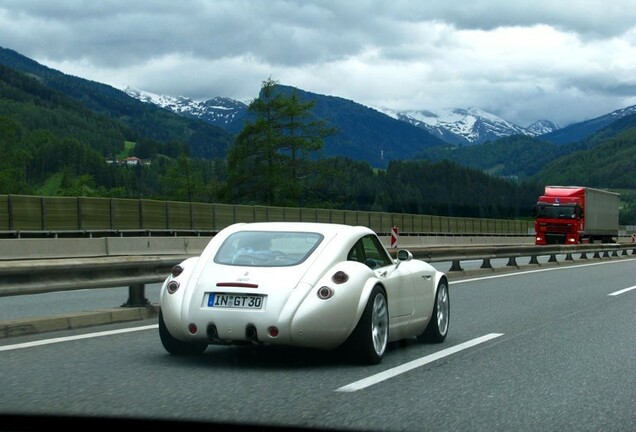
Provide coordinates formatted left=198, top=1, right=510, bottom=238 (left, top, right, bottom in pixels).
left=1, top=0, right=636, bottom=127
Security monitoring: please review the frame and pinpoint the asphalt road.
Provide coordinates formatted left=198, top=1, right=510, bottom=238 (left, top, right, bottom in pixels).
left=1, top=257, right=635, bottom=431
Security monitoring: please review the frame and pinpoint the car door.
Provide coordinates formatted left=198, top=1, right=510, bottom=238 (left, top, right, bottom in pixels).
left=350, top=235, right=415, bottom=318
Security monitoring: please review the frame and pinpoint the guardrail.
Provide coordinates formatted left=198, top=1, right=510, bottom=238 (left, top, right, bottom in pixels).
left=0, top=255, right=188, bottom=302
left=415, top=243, right=636, bottom=272
left=2, top=241, right=635, bottom=307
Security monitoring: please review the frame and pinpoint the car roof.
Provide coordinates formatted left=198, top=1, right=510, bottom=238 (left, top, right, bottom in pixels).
left=227, top=222, right=374, bottom=237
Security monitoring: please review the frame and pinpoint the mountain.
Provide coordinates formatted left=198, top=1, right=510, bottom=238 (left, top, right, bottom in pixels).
left=417, top=110, right=636, bottom=184
left=274, top=85, right=449, bottom=166
left=123, top=87, right=249, bottom=134
left=539, top=104, right=636, bottom=145
left=4, top=45, right=634, bottom=183
left=526, top=119, right=561, bottom=135
left=127, top=84, right=450, bottom=167
left=376, top=104, right=636, bottom=149
left=0, top=46, right=234, bottom=160
left=126, top=87, right=560, bottom=147
left=124, top=82, right=635, bottom=183
left=0, top=46, right=457, bottom=167
left=0, top=58, right=542, bottom=218
left=369, top=107, right=560, bottom=146
left=2, top=46, right=635, bottom=223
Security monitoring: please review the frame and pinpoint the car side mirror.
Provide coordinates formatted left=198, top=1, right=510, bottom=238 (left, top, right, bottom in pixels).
left=396, top=249, right=412, bottom=261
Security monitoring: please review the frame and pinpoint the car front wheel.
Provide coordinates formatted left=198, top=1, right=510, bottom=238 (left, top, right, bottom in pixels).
left=159, top=311, right=208, bottom=355
left=418, top=278, right=449, bottom=343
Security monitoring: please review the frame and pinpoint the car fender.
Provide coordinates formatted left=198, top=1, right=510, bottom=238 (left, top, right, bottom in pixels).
left=421, top=271, right=448, bottom=331
left=159, top=256, right=200, bottom=339
left=432, top=271, right=447, bottom=293
left=355, top=276, right=385, bottom=324
left=289, top=261, right=381, bottom=349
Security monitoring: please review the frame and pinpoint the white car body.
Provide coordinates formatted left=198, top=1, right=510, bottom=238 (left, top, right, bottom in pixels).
left=159, top=222, right=449, bottom=364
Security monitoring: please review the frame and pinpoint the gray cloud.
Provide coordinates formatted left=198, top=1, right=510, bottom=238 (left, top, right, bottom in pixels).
left=1, top=0, right=636, bottom=127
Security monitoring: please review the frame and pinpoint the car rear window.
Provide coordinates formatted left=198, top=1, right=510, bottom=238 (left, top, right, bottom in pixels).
left=214, top=230, right=324, bottom=267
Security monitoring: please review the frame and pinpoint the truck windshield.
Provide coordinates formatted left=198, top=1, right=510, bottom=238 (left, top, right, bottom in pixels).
left=535, top=204, right=577, bottom=219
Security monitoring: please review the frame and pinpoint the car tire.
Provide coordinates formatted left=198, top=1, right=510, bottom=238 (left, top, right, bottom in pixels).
left=418, top=278, right=449, bottom=343
left=159, top=310, right=208, bottom=355
left=345, top=286, right=389, bottom=365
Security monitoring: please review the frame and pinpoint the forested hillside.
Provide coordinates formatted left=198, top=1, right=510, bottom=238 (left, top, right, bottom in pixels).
left=416, top=135, right=562, bottom=179
left=530, top=127, right=636, bottom=188
left=1, top=52, right=634, bottom=224
left=0, top=63, right=542, bottom=220
left=0, top=64, right=129, bottom=157
left=0, top=47, right=234, bottom=160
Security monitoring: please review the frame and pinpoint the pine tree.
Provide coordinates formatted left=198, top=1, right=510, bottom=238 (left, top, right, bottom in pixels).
left=225, top=77, right=335, bottom=206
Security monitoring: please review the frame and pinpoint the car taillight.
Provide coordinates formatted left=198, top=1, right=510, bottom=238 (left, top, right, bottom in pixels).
left=167, top=280, right=180, bottom=294
left=317, top=286, right=334, bottom=299
left=171, top=265, right=184, bottom=277
left=317, top=271, right=348, bottom=299
left=332, top=271, right=349, bottom=284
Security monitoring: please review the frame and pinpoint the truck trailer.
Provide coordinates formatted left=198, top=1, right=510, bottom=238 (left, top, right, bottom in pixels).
left=533, top=186, right=619, bottom=245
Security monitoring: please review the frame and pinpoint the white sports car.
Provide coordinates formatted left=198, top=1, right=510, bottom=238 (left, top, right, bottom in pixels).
left=159, top=222, right=449, bottom=364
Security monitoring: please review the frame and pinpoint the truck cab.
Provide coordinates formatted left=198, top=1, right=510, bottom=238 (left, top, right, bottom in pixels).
left=533, top=196, right=583, bottom=245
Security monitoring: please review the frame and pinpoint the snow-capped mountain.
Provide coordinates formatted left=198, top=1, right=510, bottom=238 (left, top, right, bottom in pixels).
left=375, top=106, right=558, bottom=146
left=124, top=87, right=248, bottom=132
left=526, top=119, right=560, bottom=135
left=125, top=86, right=559, bottom=146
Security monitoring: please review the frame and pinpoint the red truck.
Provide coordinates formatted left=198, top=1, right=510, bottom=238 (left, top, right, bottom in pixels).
left=533, top=186, right=620, bottom=245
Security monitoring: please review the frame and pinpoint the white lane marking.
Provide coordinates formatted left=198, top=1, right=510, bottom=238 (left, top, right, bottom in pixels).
left=335, top=333, right=504, bottom=393
left=609, top=285, right=636, bottom=296
left=451, top=257, right=636, bottom=284
left=0, top=324, right=158, bottom=352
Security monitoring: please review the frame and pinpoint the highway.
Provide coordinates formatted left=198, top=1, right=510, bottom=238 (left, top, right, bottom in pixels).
left=1, top=256, right=635, bottom=431
left=0, top=254, right=574, bottom=322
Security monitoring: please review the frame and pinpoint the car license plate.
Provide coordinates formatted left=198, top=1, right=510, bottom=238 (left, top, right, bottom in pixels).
left=208, top=293, right=264, bottom=309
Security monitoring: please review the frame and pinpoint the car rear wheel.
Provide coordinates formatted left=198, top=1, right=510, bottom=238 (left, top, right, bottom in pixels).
left=346, top=286, right=388, bottom=365
left=159, top=311, right=208, bottom=355
left=418, top=278, right=449, bottom=343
